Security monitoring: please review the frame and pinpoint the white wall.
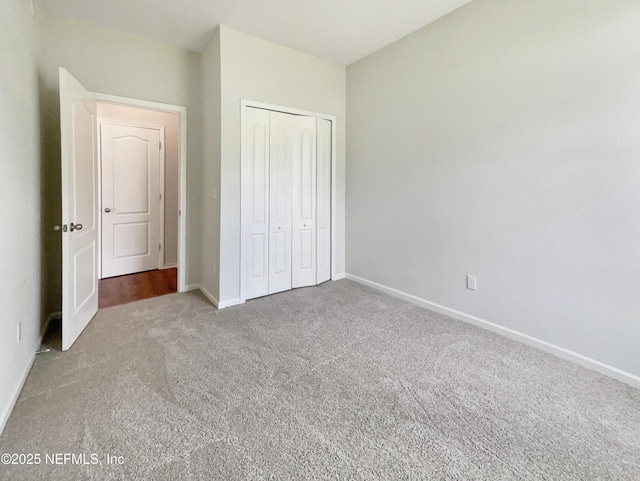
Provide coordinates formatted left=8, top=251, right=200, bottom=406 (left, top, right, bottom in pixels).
left=200, top=27, right=222, bottom=302
left=346, top=0, right=640, bottom=379
left=97, top=103, right=180, bottom=267
left=0, top=0, right=43, bottom=434
left=218, top=26, right=346, bottom=304
left=38, top=11, right=202, bottom=315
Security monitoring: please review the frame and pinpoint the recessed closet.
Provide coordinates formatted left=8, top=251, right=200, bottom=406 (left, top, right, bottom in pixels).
left=242, top=106, right=332, bottom=300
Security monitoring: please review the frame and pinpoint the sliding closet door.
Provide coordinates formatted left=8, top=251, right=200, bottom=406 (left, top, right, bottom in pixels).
left=268, top=111, right=294, bottom=294
left=292, top=116, right=317, bottom=288
left=244, top=107, right=270, bottom=300
left=316, top=118, right=332, bottom=284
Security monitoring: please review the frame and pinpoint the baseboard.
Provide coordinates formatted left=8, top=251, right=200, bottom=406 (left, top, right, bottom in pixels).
left=184, top=283, right=201, bottom=292
left=332, top=272, right=346, bottom=280
left=184, top=283, right=219, bottom=308
left=0, top=346, right=37, bottom=436
left=218, top=298, right=243, bottom=309
left=161, top=263, right=178, bottom=270
left=199, top=285, right=220, bottom=308
left=346, top=274, right=640, bottom=389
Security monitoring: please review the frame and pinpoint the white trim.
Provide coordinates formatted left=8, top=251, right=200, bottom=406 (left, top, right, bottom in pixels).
left=332, top=272, right=346, bottom=281
left=239, top=99, right=339, bottom=304
left=197, top=284, right=219, bottom=307
left=242, top=99, right=337, bottom=121
left=218, top=298, right=244, bottom=309
left=183, top=283, right=220, bottom=308
left=345, top=274, right=640, bottom=389
left=93, top=92, right=188, bottom=293
left=161, top=263, right=178, bottom=270
left=0, top=349, right=36, bottom=436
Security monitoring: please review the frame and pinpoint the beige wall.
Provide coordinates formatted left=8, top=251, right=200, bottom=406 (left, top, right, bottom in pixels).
left=347, top=0, right=640, bottom=379
left=0, top=0, right=42, bottom=433
left=217, top=26, right=346, bottom=304
left=97, top=103, right=180, bottom=267
left=38, top=11, right=202, bottom=315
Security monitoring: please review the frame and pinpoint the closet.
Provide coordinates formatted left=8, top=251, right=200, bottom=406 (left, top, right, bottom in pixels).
left=243, top=106, right=332, bottom=300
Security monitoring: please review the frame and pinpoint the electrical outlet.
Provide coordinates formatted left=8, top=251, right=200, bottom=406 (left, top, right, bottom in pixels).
left=466, top=275, right=477, bottom=291
left=17, top=322, right=22, bottom=343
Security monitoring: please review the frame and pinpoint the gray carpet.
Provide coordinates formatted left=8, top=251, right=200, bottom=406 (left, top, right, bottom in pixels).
left=1, top=280, right=639, bottom=480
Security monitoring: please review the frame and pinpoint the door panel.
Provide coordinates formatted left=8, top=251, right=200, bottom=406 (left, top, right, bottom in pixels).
left=101, top=124, right=160, bottom=278
left=268, top=111, right=294, bottom=294
left=316, top=118, right=332, bottom=283
left=292, top=116, right=317, bottom=288
left=244, top=108, right=270, bottom=300
left=59, top=68, right=99, bottom=351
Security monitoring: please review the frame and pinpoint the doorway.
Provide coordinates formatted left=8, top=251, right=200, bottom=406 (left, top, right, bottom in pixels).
left=96, top=103, right=180, bottom=307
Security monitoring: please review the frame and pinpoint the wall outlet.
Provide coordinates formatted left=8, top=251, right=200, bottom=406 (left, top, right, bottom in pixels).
left=466, top=275, right=477, bottom=291
left=17, top=322, right=22, bottom=343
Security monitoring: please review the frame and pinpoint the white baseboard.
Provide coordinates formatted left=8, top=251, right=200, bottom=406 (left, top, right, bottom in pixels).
left=0, top=346, right=37, bottom=436
left=218, top=298, right=243, bottom=309
left=161, top=263, right=177, bottom=270
left=199, top=285, right=219, bottom=308
left=184, top=283, right=219, bottom=308
left=346, top=274, right=640, bottom=389
left=332, top=272, right=346, bottom=280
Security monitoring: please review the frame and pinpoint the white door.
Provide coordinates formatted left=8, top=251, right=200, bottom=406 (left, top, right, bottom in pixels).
left=268, top=111, right=294, bottom=295
left=244, top=107, right=270, bottom=300
left=59, top=68, right=99, bottom=351
left=316, top=118, right=332, bottom=284
left=101, top=124, right=161, bottom=278
left=291, top=116, right=317, bottom=288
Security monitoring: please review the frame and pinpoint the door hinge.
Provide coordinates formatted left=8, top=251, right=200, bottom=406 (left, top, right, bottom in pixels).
left=159, top=193, right=162, bottom=201
left=159, top=141, right=162, bottom=150
left=159, top=243, right=162, bottom=251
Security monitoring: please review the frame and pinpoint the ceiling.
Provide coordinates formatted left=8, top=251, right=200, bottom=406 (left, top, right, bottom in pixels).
left=38, top=0, right=473, bottom=65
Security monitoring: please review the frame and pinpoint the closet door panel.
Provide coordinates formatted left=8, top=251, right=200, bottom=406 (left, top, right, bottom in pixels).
left=269, top=111, right=293, bottom=294
left=244, top=107, right=270, bottom=300
left=316, top=118, right=332, bottom=284
left=292, top=116, right=317, bottom=288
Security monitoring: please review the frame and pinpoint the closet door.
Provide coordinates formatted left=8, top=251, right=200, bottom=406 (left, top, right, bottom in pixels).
left=316, top=118, right=332, bottom=284
left=268, top=111, right=293, bottom=294
left=292, top=115, right=317, bottom=288
left=244, top=107, right=270, bottom=300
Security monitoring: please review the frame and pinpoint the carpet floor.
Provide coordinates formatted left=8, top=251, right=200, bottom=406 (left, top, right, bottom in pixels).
left=1, top=280, right=639, bottom=480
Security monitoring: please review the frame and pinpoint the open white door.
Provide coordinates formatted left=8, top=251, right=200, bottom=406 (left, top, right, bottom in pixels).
left=59, top=68, right=99, bottom=351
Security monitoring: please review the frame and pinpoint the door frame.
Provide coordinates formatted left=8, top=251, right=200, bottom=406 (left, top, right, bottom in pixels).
left=239, top=99, right=338, bottom=304
left=98, top=120, right=166, bottom=278
left=93, top=92, right=188, bottom=292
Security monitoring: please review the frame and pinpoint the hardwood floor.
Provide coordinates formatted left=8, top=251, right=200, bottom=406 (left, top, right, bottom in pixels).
left=99, top=268, right=177, bottom=308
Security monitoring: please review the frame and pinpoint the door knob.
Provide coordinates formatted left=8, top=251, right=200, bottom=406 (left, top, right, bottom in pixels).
left=70, top=223, right=83, bottom=232
left=53, top=224, right=68, bottom=232
left=104, top=207, right=111, bottom=213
